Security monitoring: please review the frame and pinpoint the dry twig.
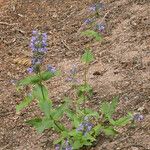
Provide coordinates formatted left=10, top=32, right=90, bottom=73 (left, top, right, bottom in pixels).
left=0, top=21, right=18, bottom=26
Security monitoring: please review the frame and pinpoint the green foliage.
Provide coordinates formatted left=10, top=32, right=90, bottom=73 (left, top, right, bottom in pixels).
left=33, top=84, right=49, bottom=102
left=26, top=118, right=42, bottom=128
left=39, top=100, right=52, bottom=117
left=81, top=30, right=102, bottom=41
left=17, top=75, right=40, bottom=87
left=81, top=50, right=94, bottom=64
left=99, top=97, right=132, bottom=137
left=16, top=93, right=34, bottom=112
left=40, top=71, right=55, bottom=81
left=53, top=100, right=70, bottom=121
left=84, top=108, right=99, bottom=119
left=26, top=117, right=54, bottom=133
left=16, top=50, right=133, bottom=149
left=101, top=97, right=118, bottom=118
left=93, top=124, right=103, bottom=137
left=111, top=114, right=132, bottom=126
left=69, top=130, right=95, bottom=149
left=102, top=126, right=118, bottom=136
left=17, top=70, right=57, bottom=87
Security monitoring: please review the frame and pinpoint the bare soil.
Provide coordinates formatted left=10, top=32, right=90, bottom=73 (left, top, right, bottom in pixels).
left=0, top=0, right=150, bottom=150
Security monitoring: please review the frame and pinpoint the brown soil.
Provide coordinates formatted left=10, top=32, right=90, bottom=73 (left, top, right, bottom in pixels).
left=0, top=0, right=150, bottom=150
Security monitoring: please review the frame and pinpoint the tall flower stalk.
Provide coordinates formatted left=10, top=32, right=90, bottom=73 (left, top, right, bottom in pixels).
left=27, top=31, right=48, bottom=73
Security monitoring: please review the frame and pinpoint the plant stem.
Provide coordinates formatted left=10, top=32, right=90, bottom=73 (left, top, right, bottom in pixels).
left=38, top=72, right=63, bottom=132
left=40, top=83, right=63, bottom=132
left=83, top=63, right=88, bottom=114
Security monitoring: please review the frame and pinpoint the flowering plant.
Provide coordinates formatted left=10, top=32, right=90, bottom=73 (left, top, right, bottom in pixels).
left=15, top=4, right=138, bottom=150
left=16, top=35, right=132, bottom=149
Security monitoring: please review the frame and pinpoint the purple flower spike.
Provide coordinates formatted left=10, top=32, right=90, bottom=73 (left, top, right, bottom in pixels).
left=28, top=30, right=48, bottom=74
left=30, top=31, right=48, bottom=53
left=42, top=33, right=48, bottom=41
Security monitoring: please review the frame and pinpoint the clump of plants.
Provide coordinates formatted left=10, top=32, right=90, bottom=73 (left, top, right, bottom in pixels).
left=16, top=3, right=140, bottom=150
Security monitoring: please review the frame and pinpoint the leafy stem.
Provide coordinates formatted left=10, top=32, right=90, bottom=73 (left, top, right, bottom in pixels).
left=83, top=63, right=88, bottom=114
left=39, top=73, right=63, bottom=132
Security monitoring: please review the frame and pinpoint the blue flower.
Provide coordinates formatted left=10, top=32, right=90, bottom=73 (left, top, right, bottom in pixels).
left=27, top=30, right=48, bottom=74
left=84, top=18, right=93, bottom=25
left=47, top=64, right=56, bottom=73
left=64, top=140, right=72, bottom=150
left=89, top=3, right=103, bottom=11
left=76, top=117, right=93, bottom=136
left=32, top=30, right=38, bottom=34
left=76, top=123, right=84, bottom=132
left=30, top=31, right=48, bottom=53
left=66, top=65, right=78, bottom=84
left=55, top=140, right=72, bottom=150
left=96, top=23, right=105, bottom=32
left=32, top=57, right=43, bottom=66
left=69, top=64, right=77, bottom=75
left=55, top=144, right=60, bottom=150
left=27, top=67, right=34, bottom=73
left=133, top=114, right=144, bottom=121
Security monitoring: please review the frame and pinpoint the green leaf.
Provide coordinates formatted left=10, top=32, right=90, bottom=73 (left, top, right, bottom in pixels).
left=53, top=101, right=69, bottom=120
left=39, top=100, right=52, bottom=117
left=100, top=97, right=119, bottom=118
left=40, top=71, right=55, bottom=81
left=66, top=109, right=75, bottom=121
left=73, top=116, right=81, bottom=128
left=93, top=124, right=103, bottom=137
left=26, top=118, right=54, bottom=133
left=110, top=97, right=119, bottom=114
left=83, top=133, right=95, bottom=142
left=73, top=140, right=83, bottom=149
left=102, top=126, right=118, bottom=136
left=61, top=131, right=69, bottom=138
left=84, top=108, right=99, bottom=118
left=112, top=115, right=132, bottom=126
left=26, top=118, right=42, bottom=128
left=77, top=84, right=93, bottom=97
left=83, top=141, right=93, bottom=146
left=53, top=122, right=66, bottom=132
left=77, top=96, right=85, bottom=104
left=36, top=118, right=54, bottom=133
left=33, top=84, right=49, bottom=102
left=17, top=75, right=40, bottom=87
left=101, top=102, right=110, bottom=117
left=53, top=137, right=64, bottom=145
left=16, top=94, right=34, bottom=112
left=81, top=50, right=94, bottom=64
left=81, top=30, right=102, bottom=41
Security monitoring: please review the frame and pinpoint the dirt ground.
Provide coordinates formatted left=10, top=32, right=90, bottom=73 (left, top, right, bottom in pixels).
left=0, top=0, right=150, bottom=150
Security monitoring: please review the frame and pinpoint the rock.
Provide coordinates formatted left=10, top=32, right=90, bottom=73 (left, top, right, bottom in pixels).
left=131, top=147, right=139, bottom=150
